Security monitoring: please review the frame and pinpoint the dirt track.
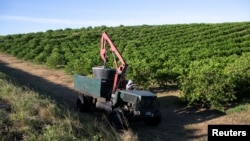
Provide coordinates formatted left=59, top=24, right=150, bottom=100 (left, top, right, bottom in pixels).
left=0, top=52, right=247, bottom=141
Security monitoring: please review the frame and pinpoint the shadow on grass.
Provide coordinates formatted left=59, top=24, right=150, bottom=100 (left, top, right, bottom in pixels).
left=0, top=60, right=79, bottom=110
left=0, top=60, right=105, bottom=140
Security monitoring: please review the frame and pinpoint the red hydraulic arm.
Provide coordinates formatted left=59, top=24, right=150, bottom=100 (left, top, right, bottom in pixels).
left=100, top=32, right=127, bottom=93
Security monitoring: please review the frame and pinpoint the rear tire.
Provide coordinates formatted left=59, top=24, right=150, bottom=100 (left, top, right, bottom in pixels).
left=76, top=98, right=84, bottom=112
left=76, top=95, right=92, bottom=113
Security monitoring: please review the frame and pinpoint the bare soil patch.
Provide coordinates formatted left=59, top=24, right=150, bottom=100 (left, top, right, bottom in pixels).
left=0, top=52, right=248, bottom=141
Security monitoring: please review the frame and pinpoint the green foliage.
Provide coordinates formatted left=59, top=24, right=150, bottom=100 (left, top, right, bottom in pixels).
left=46, top=51, right=65, bottom=68
left=226, top=103, right=250, bottom=114
left=34, top=52, right=47, bottom=63
left=224, top=52, right=250, bottom=99
left=65, top=56, right=94, bottom=75
left=179, top=59, right=236, bottom=110
left=179, top=53, right=250, bottom=110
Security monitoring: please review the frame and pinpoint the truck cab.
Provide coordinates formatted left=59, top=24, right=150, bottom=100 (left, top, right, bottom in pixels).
left=113, top=90, right=161, bottom=125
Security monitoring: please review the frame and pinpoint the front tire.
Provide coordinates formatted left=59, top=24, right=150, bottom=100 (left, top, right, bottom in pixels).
left=144, top=116, right=161, bottom=126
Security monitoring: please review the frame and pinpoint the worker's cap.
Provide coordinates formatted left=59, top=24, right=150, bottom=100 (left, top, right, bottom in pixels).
left=128, top=80, right=133, bottom=85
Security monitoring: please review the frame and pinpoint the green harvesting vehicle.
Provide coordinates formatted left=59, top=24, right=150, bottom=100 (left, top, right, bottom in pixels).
left=74, top=32, right=161, bottom=130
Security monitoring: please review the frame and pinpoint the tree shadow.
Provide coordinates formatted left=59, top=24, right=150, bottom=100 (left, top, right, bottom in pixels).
left=0, top=60, right=117, bottom=140
left=149, top=85, right=179, bottom=93
left=0, top=60, right=79, bottom=109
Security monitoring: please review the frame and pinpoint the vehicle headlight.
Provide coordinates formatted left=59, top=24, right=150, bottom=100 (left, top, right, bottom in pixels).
left=145, top=111, right=153, bottom=116
left=133, top=111, right=140, bottom=115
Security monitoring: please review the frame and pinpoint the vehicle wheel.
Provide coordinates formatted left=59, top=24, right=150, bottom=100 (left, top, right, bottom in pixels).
left=109, top=108, right=129, bottom=131
left=144, top=116, right=161, bottom=126
left=76, top=98, right=84, bottom=112
left=83, top=96, right=92, bottom=112
left=76, top=96, right=91, bottom=113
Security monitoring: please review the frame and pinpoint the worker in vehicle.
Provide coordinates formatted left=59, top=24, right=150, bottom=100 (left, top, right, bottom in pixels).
left=126, top=80, right=136, bottom=90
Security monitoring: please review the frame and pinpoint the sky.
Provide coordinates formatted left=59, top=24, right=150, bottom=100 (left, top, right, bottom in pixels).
left=0, top=0, right=249, bottom=35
